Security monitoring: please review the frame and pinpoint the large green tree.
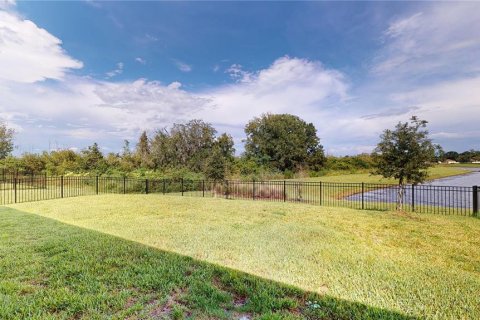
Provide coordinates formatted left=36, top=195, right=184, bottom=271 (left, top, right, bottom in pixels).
left=170, top=119, right=217, bottom=170
left=244, top=114, right=324, bottom=172
left=205, top=147, right=227, bottom=181
left=150, top=128, right=173, bottom=169
left=20, top=153, right=46, bottom=174
left=443, top=151, right=459, bottom=162
left=119, top=140, right=136, bottom=172
left=43, top=149, right=81, bottom=175
left=135, top=131, right=152, bottom=168
left=215, top=133, right=235, bottom=162
left=458, top=149, right=480, bottom=163
left=204, top=133, right=236, bottom=180
left=150, top=120, right=220, bottom=172
left=81, top=143, right=105, bottom=172
left=372, top=116, right=436, bottom=210
left=0, top=122, right=14, bottom=159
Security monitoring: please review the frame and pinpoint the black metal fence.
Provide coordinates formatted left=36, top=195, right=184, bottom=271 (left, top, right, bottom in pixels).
left=1, top=176, right=478, bottom=217
left=0, top=168, right=45, bottom=182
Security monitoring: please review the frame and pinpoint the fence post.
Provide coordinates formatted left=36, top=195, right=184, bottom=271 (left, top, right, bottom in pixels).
left=253, top=180, right=255, bottom=200
left=14, top=177, right=17, bottom=203
left=123, top=177, right=126, bottom=194
left=411, top=184, right=415, bottom=212
left=95, top=176, right=99, bottom=194
left=225, top=180, right=228, bottom=199
left=181, top=178, right=184, bottom=196
left=202, top=180, right=205, bottom=197
left=319, top=181, right=322, bottom=206
left=61, top=176, right=64, bottom=198
left=361, top=182, right=364, bottom=210
left=145, top=179, right=149, bottom=194
left=283, top=180, right=286, bottom=202
left=473, top=185, right=478, bottom=217
left=163, top=179, right=166, bottom=195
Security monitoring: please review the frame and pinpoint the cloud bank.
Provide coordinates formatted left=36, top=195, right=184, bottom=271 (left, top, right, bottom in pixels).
left=199, top=57, right=348, bottom=125
left=0, top=10, right=82, bottom=83
left=1, top=3, right=479, bottom=154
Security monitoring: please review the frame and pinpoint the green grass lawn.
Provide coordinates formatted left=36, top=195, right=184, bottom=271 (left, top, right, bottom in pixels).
left=3, top=195, right=480, bottom=319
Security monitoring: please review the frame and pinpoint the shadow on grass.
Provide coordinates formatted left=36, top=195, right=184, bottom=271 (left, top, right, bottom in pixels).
left=0, top=207, right=417, bottom=320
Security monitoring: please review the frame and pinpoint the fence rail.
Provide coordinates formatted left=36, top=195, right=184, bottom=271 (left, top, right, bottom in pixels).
left=0, top=169, right=45, bottom=182
left=1, top=176, right=478, bottom=217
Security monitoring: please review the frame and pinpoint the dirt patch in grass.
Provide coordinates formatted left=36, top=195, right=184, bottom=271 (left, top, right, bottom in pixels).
left=392, top=210, right=426, bottom=221
left=233, top=295, right=247, bottom=308
left=149, top=288, right=188, bottom=319
left=121, top=285, right=190, bottom=318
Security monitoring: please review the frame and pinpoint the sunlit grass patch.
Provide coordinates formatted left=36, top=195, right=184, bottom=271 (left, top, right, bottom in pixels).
left=5, top=194, right=480, bottom=319
left=1, top=204, right=417, bottom=320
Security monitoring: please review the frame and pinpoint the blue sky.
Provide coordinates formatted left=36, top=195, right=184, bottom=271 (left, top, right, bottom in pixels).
left=1, top=1, right=479, bottom=155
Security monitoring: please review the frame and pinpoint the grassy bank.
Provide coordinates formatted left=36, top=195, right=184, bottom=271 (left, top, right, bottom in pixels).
left=297, top=165, right=469, bottom=183
left=439, top=163, right=480, bottom=168
left=5, top=195, right=480, bottom=319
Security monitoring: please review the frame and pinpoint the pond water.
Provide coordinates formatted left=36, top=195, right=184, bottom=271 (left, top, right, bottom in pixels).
left=422, top=168, right=480, bottom=187
left=346, top=168, right=480, bottom=209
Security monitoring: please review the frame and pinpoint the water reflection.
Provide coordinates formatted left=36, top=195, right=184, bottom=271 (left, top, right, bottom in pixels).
left=346, top=168, right=480, bottom=209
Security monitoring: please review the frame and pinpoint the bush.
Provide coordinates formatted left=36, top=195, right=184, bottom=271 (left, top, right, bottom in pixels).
left=323, top=154, right=374, bottom=172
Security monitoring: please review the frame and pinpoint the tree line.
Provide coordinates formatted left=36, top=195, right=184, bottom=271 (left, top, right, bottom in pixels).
left=0, top=114, right=329, bottom=179
left=1, top=114, right=477, bottom=186
left=438, top=150, right=480, bottom=163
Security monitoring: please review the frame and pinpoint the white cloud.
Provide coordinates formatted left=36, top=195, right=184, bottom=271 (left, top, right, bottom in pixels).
left=431, top=131, right=480, bottom=140
left=225, top=64, right=253, bottom=83
left=389, top=77, right=480, bottom=137
left=0, top=0, right=15, bottom=10
left=135, top=57, right=146, bottom=65
left=105, top=62, right=123, bottom=78
left=197, top=56, right=348, bottom=129
left=335, top=3, right=480, bottom=154
left=373, top=3, right=480, bottom=77
left=0, top=10, right=82, bottom=83
left=144, top=34, right=158, bottom=42
left=1, top=77, right=210, bottom=152
left=94, top=78, right=208, bottom=117
left=167, top=81, right=182, bottom=89
left=83, top=0, right=101, bottom=9
left=173, top=59, right=192, bottom=72
left=326, top=145, right=377, bottom=156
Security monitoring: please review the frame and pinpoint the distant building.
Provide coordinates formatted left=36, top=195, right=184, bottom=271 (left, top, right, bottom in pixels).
left=444, top=159, right=459, bottom=164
